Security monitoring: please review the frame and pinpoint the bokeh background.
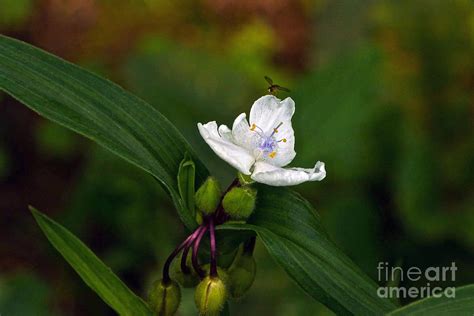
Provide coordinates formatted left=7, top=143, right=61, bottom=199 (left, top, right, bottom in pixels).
left=1, top=0, right=473, bottom=315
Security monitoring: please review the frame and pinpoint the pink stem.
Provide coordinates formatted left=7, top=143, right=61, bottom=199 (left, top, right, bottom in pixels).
left=192, top=224, right=209, bottom=278
left=180, top=226, right=204, bottom=274
left=162, top=225, right=202, bottom=283
left=209, top=217, right=218, bottom=277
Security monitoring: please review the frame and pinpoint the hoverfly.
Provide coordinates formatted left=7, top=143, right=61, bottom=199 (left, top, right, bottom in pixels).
left=265, top=76, right=290, bottom=94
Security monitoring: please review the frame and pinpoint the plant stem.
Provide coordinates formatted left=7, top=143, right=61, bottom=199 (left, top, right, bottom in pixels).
left=180, top=244, right=192, bottom=274
left=163, top=178, right=243, bottom=283
left=162, top=225, right=202, bottom=284
left=180, top=226, right=204, bottom=274
left=209, top=217, right=218, bottom=277
left=192, top=223, right=209, bottom=278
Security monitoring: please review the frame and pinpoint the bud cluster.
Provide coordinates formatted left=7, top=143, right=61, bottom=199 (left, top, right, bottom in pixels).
left=195, top=174, right=257, bottom=222
left=149, top=175, right=258, bottom=315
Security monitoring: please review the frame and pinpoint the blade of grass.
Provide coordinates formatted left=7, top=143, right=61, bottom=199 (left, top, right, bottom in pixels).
left=30, top=207, right=153, bottom=316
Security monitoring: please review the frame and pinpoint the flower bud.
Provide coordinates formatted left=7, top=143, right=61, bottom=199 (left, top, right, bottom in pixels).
left=222, top=187, right=256, bottom=220
left=228, top=254, right=257, bottom=299
left=148, top=279, right=181, bottom=316
left=195, top=177, right=222, bottom=215
left=228, top=253, right=256, bottom=299
left=194, top=276, right=227, bottom=316
left=195, top=211, right=203, bottom=225
left=201, top=264, right=229, bottom=284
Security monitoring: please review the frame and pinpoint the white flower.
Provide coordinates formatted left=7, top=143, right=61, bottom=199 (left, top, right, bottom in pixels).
left=198, top=95, right=326, bottom=186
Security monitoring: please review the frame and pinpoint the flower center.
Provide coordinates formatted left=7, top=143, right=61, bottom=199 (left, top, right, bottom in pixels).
left=260, top=137, right=277, bottom=155
left=250, top=122, right=286, bottom=159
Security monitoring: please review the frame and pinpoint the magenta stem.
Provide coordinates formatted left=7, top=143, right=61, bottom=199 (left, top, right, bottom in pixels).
left=162, top=225, right=203, bottom=283
left=180, top=244, right=192, bottom=274
left=180, top=226, right=204, bottom=274
left=192, top=224, right=209, bottom=278
left=162, top=178, right=243, bottom=283
left=209, top=217, right=218, bottom=277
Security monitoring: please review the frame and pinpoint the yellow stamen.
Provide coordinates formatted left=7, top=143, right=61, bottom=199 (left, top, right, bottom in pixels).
left=282, top=138, right=287, bottom=143
left=250, top=124, right=256, bottom=131
left=269, top=151, right=277, bottom=158
left=271, top=122, right=283, bottom=136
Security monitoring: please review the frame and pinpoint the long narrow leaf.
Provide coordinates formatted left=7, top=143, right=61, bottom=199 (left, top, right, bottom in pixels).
left=220, top=186, right=397, bottom=315
left=30, top=207, right=153, bottom=316
left=388, top=284, right=474, bottom=315
left=0, top=35, right=208, bottom=229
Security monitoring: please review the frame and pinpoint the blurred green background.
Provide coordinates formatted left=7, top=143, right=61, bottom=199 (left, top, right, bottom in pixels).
left=1, top=0, right=473, bottom=315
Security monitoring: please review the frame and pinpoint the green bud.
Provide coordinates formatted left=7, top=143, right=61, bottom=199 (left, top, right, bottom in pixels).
left=195, top=177, right=222, bottom=215
left=228, top=253, right=256, bottom=299
left=201, top=264, right=229, bottom=284
left=195, top=211, right=203, bottom=225
left=222, top=187, right=256, bottom=220
left=216, top=246, right=239, bottom=269
left=148, top=279, right=181, bottom=316
left=194, top=276, right=227, bottom=316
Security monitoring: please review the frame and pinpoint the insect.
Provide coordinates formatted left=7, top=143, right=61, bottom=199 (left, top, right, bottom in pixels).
left=265, top=76, right=290, bottom=94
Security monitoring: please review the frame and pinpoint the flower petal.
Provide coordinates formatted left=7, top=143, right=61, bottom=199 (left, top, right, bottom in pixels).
left=251, top=161, right=326, bottom=186
left=248, top=96, right=296, bottom=167
left=231, top=113, right=260, bottom=151
left=249, top=95, right=295, bottom=135
left=266, top=123, right=296, bottom=167
left=198, top=121, right=255, bottom=175
left=218, top=124, right=232, bottom=141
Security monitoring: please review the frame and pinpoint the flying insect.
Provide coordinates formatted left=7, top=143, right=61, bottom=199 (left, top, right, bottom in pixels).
left=265, top=76, right=291, bottom=94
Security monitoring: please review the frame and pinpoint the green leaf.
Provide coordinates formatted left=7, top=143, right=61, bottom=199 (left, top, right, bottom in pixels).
left=220, top=186, right=397, bottom=315
left=30, top=207, right=153, bottom=316
left=177, top=153, right=197, bottom=228
left=388, top=284, right=474, bottom=315
left=0, top=35, right=208, bottom=229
